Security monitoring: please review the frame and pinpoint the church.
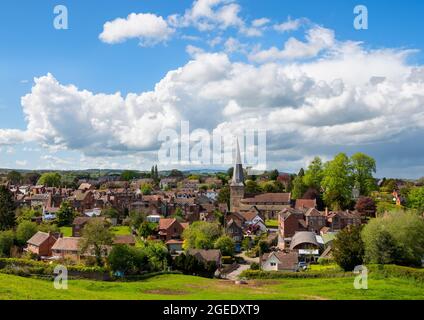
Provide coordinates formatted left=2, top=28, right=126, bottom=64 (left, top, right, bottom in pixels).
left=229, top=140, right=292, bottom=220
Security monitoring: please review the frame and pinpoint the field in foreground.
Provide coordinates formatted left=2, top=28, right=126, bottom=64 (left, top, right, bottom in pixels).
left=0, top=273, right=423, bottom=300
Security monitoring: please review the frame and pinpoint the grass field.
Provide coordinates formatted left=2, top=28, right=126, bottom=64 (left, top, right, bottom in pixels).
left=111, top=226, right=132, bottom=236
left=59, top=227, right=72, bottom=237
left=265, top=220, right=278, bottom=228
left=0, top=273, right=423, bottom=300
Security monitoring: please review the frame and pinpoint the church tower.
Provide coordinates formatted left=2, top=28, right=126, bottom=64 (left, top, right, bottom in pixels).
left=230, top=139, right=245, bottom=212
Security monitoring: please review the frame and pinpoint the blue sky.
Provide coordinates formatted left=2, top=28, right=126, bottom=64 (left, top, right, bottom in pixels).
left=1, top=0, right=424, bottom=178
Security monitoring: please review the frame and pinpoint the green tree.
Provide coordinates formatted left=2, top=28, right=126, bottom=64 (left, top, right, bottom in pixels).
left=303, top=157, right=324, bottom=190
left=332, top=225, right=364, bottom=271
left=37, top=172, right=62, bottom=187
left=362, top=211, right=424, bottom=266
left=350, top=153, right=377, bottom=196
left=168, top=169, right=183, bottom=178
left=138, top=221, right=158, bottom=239
left=0, top=230, right=15, bottom=257
left=214, top=235, right=235, bottom=256
left=23, top=172, right=41, bottom=185
left=56, top=201, right=76, bottom=227
left=269, top=169, right=279, bottom=181
left=245, top=180, right=262, bottom=195
left=291, top=169, right=307, bottom=200
left=141, top=183, right=153, bottom=195
left=7, top=171, right=22, bottom=185
left=218, top=185, right=230, bottom=209
left=0, top=186, right=16, bottom=230
left=144, top=241, right=169, bottom=271
left=407, top=187, right=424, bottom=212
left=108, top=245, right=149, bottom=275
left=321, top=153, right=353, bottom=210
left=120, top=170, right=140, bottom=181
left=182, top=221, right=222, bottom=250
left=16, top=221, right=38, bottom=245
left=16, top=206, right=42, bottom=224
left=80, top=219, right=114, bottom=266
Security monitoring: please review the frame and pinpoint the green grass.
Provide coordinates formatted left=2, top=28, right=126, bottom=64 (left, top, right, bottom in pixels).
left=265, top=220, right=278, bottom=228
left=111, top=226, right=132, bottom=236
left=0, top=273, right=423, bottom=300
left=59, top=227, right=72, bottom=237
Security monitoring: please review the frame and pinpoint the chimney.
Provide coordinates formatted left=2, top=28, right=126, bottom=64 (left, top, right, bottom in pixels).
left=325, top=207, right=329, bottom=217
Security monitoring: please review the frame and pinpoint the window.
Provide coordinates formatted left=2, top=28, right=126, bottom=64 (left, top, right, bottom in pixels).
left=270, top=262, right=277, bottom=267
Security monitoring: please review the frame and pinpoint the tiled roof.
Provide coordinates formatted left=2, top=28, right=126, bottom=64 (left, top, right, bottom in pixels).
left=114, top=235, right=136, bottom=245
left=242, top=193, right=291, bottom=204
left=295, top=199, right=317, bottom=209
left=27, top=231, right=53, bottom=246
left=52, top=237, right=80, bottom=252
left=159, top=218, right=177, bottom=230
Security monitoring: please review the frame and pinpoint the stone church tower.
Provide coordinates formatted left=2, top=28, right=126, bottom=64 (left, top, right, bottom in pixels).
left=230, top=139, right=245, bottom=212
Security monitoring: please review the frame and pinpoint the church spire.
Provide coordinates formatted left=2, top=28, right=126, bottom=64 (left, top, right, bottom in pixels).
left=231, top=138, right=244, bottom=186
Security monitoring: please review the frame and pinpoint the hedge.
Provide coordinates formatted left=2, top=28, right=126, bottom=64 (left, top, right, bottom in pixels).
left=239, top=269, right=353, bottom=279
left=368, top=264, right=424, bottom=284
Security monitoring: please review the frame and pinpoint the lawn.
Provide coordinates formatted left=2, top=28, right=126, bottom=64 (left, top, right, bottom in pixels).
left=0, top=273, right=423, bottom=300
left=111, top=226, right=132, bottom=236
left=59, top=227, right=72, bottom=237
left=265, top=220, right=278, bottom=228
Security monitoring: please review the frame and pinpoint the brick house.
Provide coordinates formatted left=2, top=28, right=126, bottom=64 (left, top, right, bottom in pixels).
left=158, top=218, right=186, bottom=241
left=25, top=231, right=59, bottom=257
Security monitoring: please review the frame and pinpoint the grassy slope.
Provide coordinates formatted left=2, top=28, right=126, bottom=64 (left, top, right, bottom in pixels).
left=0, top=273, right=423, bottom=300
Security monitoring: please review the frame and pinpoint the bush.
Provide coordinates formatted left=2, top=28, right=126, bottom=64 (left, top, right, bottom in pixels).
left=318, top=257, right=334, bottom=265
left=0, top=230, right=15, bottom=257
left=250, top=262, right=260, bottom=270
left=333, top=225, right=364, bottom=271
left=214, top=236, right=235, bottom=256
left=221, top=256, right=234, bottom=264
left=16, top=221, right=38, bottom=245
left=240, top=269, right=352, bottom=279
left=368, top=264, right=424, bottom=284
left=108, top=245, right=149, bottom=275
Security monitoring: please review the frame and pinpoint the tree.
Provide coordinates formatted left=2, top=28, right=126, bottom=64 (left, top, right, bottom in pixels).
left=168, top=169, right=183, bottom=178
left=362, top=211, right=424, bottom=266
left=363, top=230, right=402, bottom=265
left=350, top=153, right=377, bottom=196
left=16, top=221, right=38, bottom=246
left=144, top=241, right=170, bottom=271
left=7, top=171, right=22, bottom=185
left=303, top=157, right=324, bottom=190
left=321, top=153, right=353, bottom=210
left=56, top=201, right=76, bottom=227
left=269, top=169, right=279, bottom=181
left=291, top=170, right=307, bottom=200
left=80, top=219, right=114, bottom=266
left=139, top=221, right=158, bottom=239
left=214, top=235, right=235, bottom=256
left=0, top=186, right=16, bottom=230
left=407, top=187, right=424, bottom=212
left=120, top=170, right=139, bottom=181
left=355, top=197, right=377, bottom=218
left=218, top=185, right=230, bottom=209
left=332, top=225, right=364, bottom=271
left=141, top=183, right=153, bottom=195
left=108, top=245, right=149, bottom=275
left=16, top=206, right=42, bottom=224
left=23, top=172, right=41, bottom=185
left=245, top=180, right=262, bottom=195
left=37, top=172, right=61, bottom=187
left=182, top=221, right=222, bottom=250
left=128, top=210, right=145, bottom=230
left=0, top=230, right=15, bottom=257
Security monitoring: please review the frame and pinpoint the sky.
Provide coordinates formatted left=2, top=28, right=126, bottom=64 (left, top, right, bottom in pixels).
left=1, top=0, right=424, bottom=178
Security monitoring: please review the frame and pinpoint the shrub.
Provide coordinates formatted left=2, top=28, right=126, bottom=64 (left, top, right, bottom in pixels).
left=221, top=256, right=234, bottom=264
left=332, top=225, right=364, bottom=271
left=214, top=236, right=235, bottom=256
left=250, top=262, right=260, bottom=270
left=0, top=230, right=15, bottom=257
left=16, top=221, right=38, bottom=245
left=318, top=257, right=334, bottom=265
